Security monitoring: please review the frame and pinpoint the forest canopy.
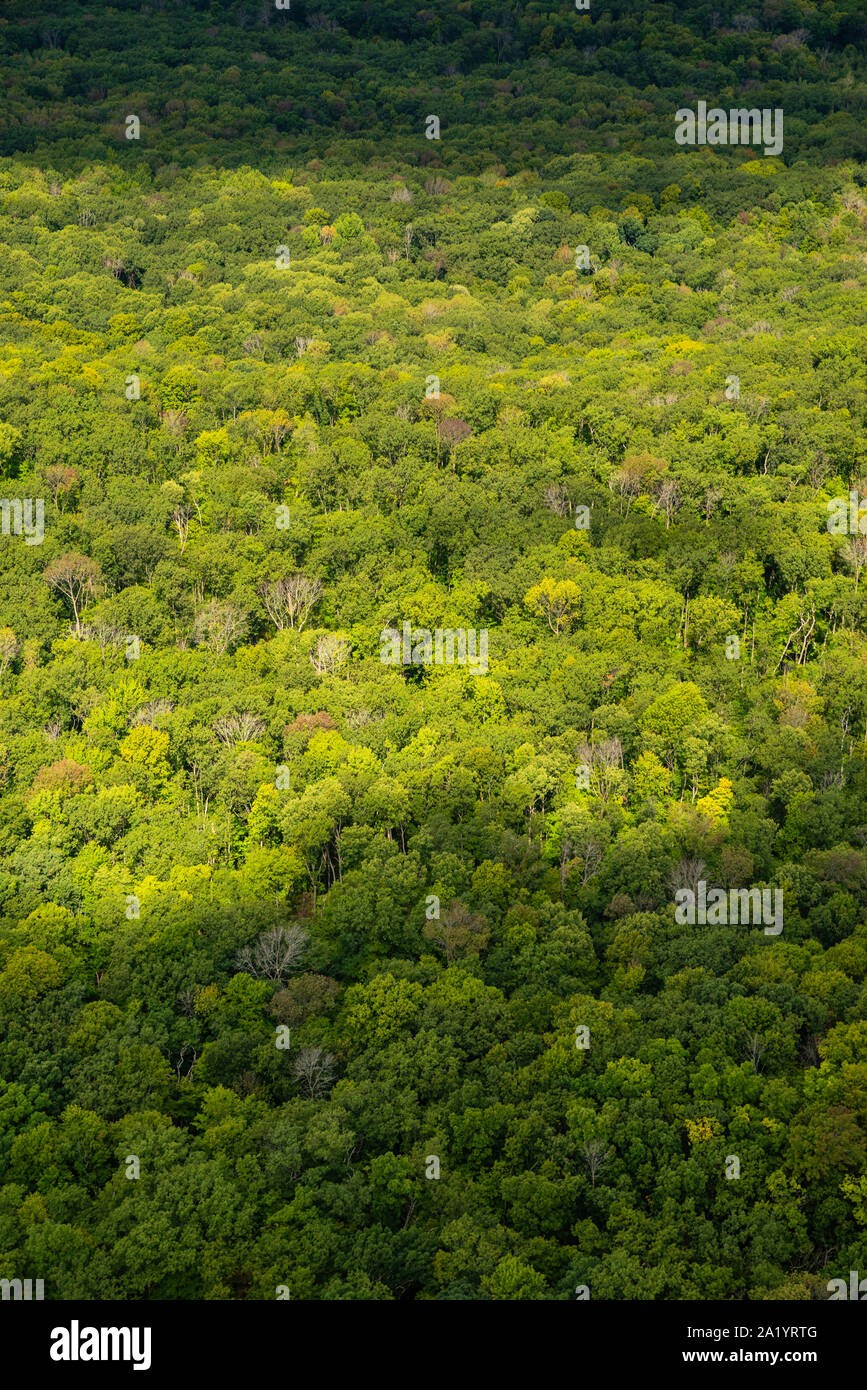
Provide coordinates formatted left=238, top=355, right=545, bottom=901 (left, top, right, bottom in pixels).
left=0, top=0, right=866, bottom=1301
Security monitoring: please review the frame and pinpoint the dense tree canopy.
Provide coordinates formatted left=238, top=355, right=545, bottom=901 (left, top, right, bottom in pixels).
left=0, top=0, right=866, bottom=1301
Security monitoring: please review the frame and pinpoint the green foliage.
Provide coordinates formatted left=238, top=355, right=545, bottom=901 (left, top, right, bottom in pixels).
left=0, top=0, right=866, bottom=1305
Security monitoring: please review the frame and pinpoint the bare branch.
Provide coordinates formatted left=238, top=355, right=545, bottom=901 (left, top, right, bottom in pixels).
left=236, top=926, right=309, bottom=983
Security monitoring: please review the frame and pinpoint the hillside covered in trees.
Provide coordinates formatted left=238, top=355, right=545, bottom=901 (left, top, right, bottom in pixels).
left=0, top=0, right=866, bottom=1300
